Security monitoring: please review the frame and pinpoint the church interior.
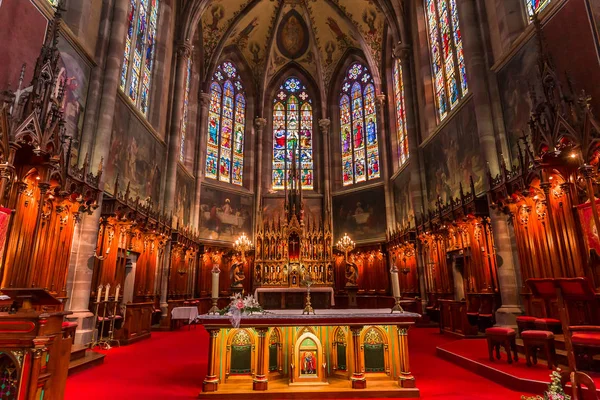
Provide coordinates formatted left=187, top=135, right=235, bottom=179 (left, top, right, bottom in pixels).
left=1, top=0, right=600, bottom=398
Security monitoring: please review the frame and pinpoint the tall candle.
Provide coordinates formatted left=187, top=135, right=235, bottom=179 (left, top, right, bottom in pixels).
left=97, top=285, right=103, bottom=303
left=104, top=284, right=111, bottom=302
left=211, top=270, right=220, bottom=299
left=114, top=284, right=120, bottom=301
left=391, top=271, right=401, bottom=298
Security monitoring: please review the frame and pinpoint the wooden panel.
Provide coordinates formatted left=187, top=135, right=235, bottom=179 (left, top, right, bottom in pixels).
left=121, top=302, right=153, bottom=345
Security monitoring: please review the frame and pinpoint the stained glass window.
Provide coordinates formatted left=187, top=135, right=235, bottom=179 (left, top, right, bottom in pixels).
left=424, top=0, right=468, bottom=121
left=272, top=77, right=313, bottom=190
left=205, top=61, right=246, bottom=186
left=179, top=58, right=192, bottom=163
left=393, top=59, right=409, bottom=167
left=340, top=62, right=380, bottom=186
left=526, top=0, right=550, bottom=17
left=120, top=0, right=160, bottom=116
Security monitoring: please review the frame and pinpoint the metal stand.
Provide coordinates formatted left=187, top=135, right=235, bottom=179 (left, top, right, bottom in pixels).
left=92, top=300, right=113, bottom=349
left=391, top=296, right=404, bottom=313
left=106, top=299, right=121, bottom=348
left=302, top=289, right=315, bottom=315
left=208, top=298, right=219, bottom=314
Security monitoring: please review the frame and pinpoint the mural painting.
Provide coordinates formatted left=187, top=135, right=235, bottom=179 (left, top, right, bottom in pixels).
left=392, top=173, right=413, bottom=232
left=175, top=167, right=194, bottom=227
left=105, top=98, right=165, bottom=203
left=199, top=186, right=253, bottom=243
left=496, top=37, right=540, bottom=165
left=332, top=186, right=386, bottom=243
left=57, top=35, right=92, bottom=165
left=422, top=99, right=484, bottom=209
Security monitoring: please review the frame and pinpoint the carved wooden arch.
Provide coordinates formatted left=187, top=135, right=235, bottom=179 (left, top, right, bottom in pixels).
left=359, top=325, right=391, bottom=376
left=292, top=330, right=326, bottom=384
left=224, top=328, right=258, bottom=381
left=267, top=327, right=284, bottom=377
left=330, top=326, right=348, bottom=376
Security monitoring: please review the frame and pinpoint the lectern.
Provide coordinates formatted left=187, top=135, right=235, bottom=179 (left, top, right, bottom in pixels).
left=0, top=288, right=73, bottom=400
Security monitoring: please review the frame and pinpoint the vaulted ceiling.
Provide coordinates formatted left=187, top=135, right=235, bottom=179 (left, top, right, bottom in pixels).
left=199, top=0, right=395, bottom=95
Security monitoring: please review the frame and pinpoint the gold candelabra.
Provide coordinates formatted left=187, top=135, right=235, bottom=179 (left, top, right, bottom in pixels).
left=336, top=233, right=355, bottom=261
left=233, top=232, right=253, bottom=259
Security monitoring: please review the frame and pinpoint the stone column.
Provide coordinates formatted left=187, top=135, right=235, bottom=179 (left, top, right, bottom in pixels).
left=375, top=95, right=395, bottom=229
left=160, top=241, right=172, bottom=317
left=396, top=326, right=415, bottom=387
left=253, top=327, right=269, bottom=391
left=253, top=117, right=267, bottom=236
left=393, top=42, right=429, bottom=311
left=163, top=41, right=193, bottom=215
left=318, top=119, right=332, bottom=226
left=457, top=0, right=523, bottom=323
left=202, top=329, right=220, bottom=392
left=66, top=0, right=130, bottom=345
left=192, top=91, right=211, bottom=229
left=350, top=325, right=366, bottom=389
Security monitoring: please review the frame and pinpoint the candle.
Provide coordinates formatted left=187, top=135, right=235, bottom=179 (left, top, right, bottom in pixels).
left=104, top=284, right=111, bottom=302
left=114, top=284, right=120, bottom=301
left=97, top=285, right=103, bottom=303
left=391, top=271, right=401, bottom=298
left=211, top=270, right=220, bottom=299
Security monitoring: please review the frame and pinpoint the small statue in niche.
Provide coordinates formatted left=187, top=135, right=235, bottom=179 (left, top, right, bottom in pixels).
left=345, top=257, right=359, bottom=287
left=255, top=264, right=262, bottom=284
left=230, top=255, right=245, bottom=288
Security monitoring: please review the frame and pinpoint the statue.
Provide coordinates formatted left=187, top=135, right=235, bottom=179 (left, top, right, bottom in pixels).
left=345, top=258, right=358, bottom=287
left=230, top=255, right=245, bottom=288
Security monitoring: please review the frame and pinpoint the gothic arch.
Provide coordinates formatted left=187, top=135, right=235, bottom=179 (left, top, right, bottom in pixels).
left=359, top=325, right=391, bottom=376
left=224, top=328, right=258, bottom=380
left=292, top=330, right=326, bottom=384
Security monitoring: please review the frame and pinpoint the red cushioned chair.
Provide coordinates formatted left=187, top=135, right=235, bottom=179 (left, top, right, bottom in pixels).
left=61, top=321, right=78, bottom=339
left=555, top=277, right=600, bottom=371
left=516, top=315, right=537, bottom=335
left=485, top=327, right=518, bottom=364
left=521, top=330, right=556, bottom=369
left=526, top=278, right=562, bottom=334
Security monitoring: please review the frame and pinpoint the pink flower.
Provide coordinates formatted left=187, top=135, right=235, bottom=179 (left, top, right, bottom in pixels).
left=236, top=300, right=244, bottom=310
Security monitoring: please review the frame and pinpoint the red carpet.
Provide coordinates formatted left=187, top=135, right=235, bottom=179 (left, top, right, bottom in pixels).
left=65, top=327, right=530, bottom=399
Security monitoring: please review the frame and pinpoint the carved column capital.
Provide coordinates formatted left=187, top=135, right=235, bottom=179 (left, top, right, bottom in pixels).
left=318, top=118, right=331, bottom=134
left=375, top=94, right=386, bottom=108
left=176, top=41, right=193, bottom=60
left=254, top=117, right=267, bottom=131
left=393, top=42, right=412, bottom=61
left=199, top=91, right=211, bottom=109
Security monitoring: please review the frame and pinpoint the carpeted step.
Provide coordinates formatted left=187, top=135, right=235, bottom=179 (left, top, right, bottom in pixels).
left=70, top=344, right=88, bottom=362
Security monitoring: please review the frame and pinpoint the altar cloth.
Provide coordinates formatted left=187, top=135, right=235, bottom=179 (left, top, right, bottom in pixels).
left=171, top=306, right=199, bottom=323
left=254, top=286, right=335, bottom=306
left=196, top=308, right=420, bottom=328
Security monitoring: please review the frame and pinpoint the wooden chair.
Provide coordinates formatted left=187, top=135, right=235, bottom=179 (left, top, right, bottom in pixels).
left=526, top=279, right=562, bottom=334
left=560, top=369, right=599, bottom=400
left=477, top=294, right=496, bottom=332
left=485, top=327, right=518, bottom=364
left=465, top=294, right=481, bottom=327
left=521, top=330, right=556, bottom=369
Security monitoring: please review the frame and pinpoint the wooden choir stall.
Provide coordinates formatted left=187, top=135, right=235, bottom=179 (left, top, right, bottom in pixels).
left=196, top=309, right=420, bottom=399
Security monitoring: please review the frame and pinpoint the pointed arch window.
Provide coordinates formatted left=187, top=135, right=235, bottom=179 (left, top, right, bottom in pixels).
left=179, top=59, right=192, bottom=163
left=393, top=59, right=409, bottom=167
left=424, top=0, right=467, bottom=121
left=340, top=62, right=380, bottom=186
left=205, top=62, right=246, bottom=186
left=120, top=0, right=160, bottom=116
left=526, top=0, right=550, bottom=17
left=272, top=77, right=314, bottom=190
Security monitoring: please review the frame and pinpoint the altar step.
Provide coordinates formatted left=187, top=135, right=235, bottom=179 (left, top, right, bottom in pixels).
left=68, top=344, right=105, bottom=376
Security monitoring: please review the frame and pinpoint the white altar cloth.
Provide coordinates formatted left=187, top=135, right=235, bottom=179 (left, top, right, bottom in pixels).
left=171, top=306, right=199, bottom=323
left=254, top=287, right=335, bottom=306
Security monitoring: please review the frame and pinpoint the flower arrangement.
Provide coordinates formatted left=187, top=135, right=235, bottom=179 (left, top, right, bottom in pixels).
left=521, top=369, right=571, bottom=400
left=218, top=292, right=266, bottom=328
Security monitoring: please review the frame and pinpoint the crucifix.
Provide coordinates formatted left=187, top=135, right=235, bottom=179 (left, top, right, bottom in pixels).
left=290, top=238, right=299, bottom=254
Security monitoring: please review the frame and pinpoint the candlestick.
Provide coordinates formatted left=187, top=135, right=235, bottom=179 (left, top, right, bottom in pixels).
left=114, top=284, right=121, bottom=301
left=104, top=283, right=111, bottom=302
left=209, top=266, right=220, bottom=314
left=97, top=284, right=103, bottom=303
left=391, top=271, right=401, bottom=298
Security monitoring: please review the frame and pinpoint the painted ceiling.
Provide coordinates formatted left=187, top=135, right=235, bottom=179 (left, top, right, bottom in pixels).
left=200, top=0, right=388, bottom=94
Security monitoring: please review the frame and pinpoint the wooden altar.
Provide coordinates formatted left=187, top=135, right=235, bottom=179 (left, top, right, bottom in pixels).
left=196, top=309, right=420, bottom=399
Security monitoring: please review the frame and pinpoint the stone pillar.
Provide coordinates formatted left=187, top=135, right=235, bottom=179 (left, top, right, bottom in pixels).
left=396, top=326, right=416, bottom=387
left=350, top=325, right=366, bottom=389
left=202, top=328, right=220, bottom=392
left=163, top=41, right=193, bottom=215
left=192, top=91, right=211, bottom=229
left=457, top=0, right=523, bottom=322
left=318, top=119, right=332, bottom=224
left=375, top=95, right=395, bottom=229
left=253, top=327, right=269, bottom=391
left=253, top=117, right=267, bottom=235
left=66, top=0, right=130, bottom=345
left=121, top=253, right=138, bottom=305
left=160, top=241, right=172, bottom=317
